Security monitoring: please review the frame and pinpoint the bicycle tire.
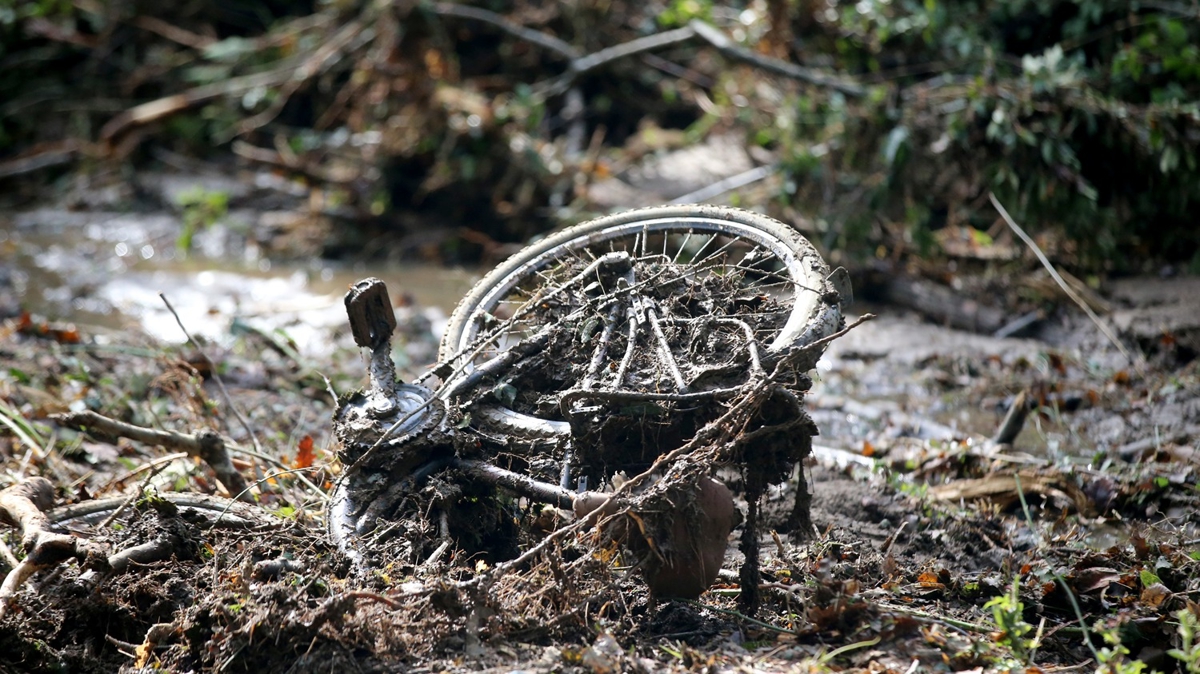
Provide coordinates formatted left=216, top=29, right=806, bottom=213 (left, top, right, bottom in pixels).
left=438, top=205, right=843, bottom=437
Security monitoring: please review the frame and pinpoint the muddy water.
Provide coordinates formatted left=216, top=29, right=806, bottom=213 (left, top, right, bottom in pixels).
left=811, top=312, right=1095, bottom=460
left=4, top=209, right=478, bottom=358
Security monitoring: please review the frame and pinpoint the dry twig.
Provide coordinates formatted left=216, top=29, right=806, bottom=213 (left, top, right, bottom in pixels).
left=0, top=478, right=109, bottom=620
left=50, top=410, right=253, bottom=503
left=158, top=293, right=264, bottom=455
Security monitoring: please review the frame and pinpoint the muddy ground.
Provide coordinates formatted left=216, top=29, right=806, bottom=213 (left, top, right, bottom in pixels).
left=2, top=154, right=1200, bottom=673
left=2, top=238, right=1199, bottom=673
left=2, top=0, right=1198, bottom=667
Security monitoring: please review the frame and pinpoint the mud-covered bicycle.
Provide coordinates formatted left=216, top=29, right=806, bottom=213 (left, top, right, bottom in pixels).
left=327, top=205, right=851, bottom=596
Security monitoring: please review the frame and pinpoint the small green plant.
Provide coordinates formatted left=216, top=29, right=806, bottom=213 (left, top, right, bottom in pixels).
left=656, top=0, right=712, bottom=28
left=1094, top=620, right=1150, bottom=674
left=984, top=576, right=1036, bottom=666
left=176, top=187, right=229, bottom=257
left=1170, top=608, right=1200, bottom=674
left=1090, top=609, right=1200, bottom=674
left=0, top=0, right=75, bottom=27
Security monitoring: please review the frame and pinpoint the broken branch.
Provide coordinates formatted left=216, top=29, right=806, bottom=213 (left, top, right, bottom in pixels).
left=687, top=20, right=866, bottom=97
left=50, top=410, right=253, bottom=502
left=0, top=478, right=109, bottom=620
left=436, top=6, right=865, bottom=99
left=430, top=3, right=579, bottom=59
left=989, top=192, right=1142, bottom=373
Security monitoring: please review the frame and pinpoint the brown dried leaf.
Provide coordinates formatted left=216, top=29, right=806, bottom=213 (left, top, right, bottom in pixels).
left=294, top=435, right=315, bottom=469
left=1071, top=567, right=1121, bottom=593
left=1140, top=583, right=1171, bottom=608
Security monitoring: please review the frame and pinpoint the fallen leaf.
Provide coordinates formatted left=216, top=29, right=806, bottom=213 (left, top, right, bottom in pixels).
left=882, top=553, right=897, bottom=578
left=1140, top=583, right=1171, bottom=608
left=294, top=435, right=314, bottom=469
left=1139, top=569, right=1162, bottom=588
left=1071, top=567, right=1121, bottom=593
left=134, top=641, right=153, bottom=668
left=1131, top=530, right=1151, bottom=560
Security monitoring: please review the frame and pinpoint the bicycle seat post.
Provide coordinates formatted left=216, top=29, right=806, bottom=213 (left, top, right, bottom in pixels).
left=344, top=278, right=400, bottom=417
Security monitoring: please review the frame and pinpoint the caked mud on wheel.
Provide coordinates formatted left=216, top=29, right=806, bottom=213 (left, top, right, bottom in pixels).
left=328, top=206, right=851, bottom=598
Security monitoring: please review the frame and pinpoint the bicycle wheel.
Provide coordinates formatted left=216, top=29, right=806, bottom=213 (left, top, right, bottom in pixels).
left=438, top=205, right=844, bottom=438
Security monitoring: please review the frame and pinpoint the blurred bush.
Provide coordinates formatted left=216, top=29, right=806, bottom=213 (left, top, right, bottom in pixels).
left=0, top=0, right=1196, bottom=271
left=762, top=0, right=1200, bottom=271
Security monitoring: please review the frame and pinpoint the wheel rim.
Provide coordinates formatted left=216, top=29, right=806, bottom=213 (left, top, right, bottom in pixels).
left=440, top=212, right=839, bottom=436
left=450, top=216, right=828, bottom=357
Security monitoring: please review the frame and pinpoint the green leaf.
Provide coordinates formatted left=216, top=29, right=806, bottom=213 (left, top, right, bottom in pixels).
left=493, top=383, right=517, bottom=407
left=1161, top=146, right=1180, bottom=174
left=202, top=37, right=257, bottom=63
left=1140, top=569, right=1162, bottom=587
left=970, top=228, right=994, bottom=247
left=883, top=125, right=909, bottom=167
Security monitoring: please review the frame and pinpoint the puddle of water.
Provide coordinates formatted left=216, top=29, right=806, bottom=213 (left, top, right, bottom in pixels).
left=4, top=210, right=480, bottom=358
left=812, top=314, right=1091, bottom=459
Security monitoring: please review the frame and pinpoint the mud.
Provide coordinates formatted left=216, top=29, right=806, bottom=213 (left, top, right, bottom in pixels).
left=3, top=185, right=1200, bottom=671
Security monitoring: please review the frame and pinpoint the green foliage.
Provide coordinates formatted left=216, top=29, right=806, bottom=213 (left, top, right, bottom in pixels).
left=657, top=0, right=713, bottom=28
left=1094, top=619, right=1153, bottom=674
left=984, top=576, right=1037, bottom=665
left=1090, top=610, right=1200, bottom=674
left=1170, top=609, right=1200, bottom=674
left=776, top=0, right=1200, bottom=270
left=177, top=187, right=229, bottom=257
left=0, top=0, right=76, bottom=27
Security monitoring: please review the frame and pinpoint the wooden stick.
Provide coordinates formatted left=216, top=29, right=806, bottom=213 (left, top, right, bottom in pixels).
left=0, top=478, right=109, bottom=619
left=51, top=410, right=253, bottom=503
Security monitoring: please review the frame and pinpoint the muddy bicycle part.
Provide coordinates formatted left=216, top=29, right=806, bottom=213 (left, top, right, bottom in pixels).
left=345, top=277, right=401, bottom=416
left=327, top=207, right=848, bottom=594
left=333, top=278, right=604, bottom=561
left=438, top=205, right=850, bottom=441
left=437, top=251, right=634, bottom=398
left=329, top=276, right=681, bottom=565
left=336, top=278, right=446, bottom=466
left=329, top=279, right=451, bottom=560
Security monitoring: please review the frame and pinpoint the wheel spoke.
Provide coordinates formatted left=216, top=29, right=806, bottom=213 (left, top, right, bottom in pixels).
left=691, top=235, right=741, bottom=269
left=677, top=231, right=694, bottom=262
left=441, top=209, right=840, bottom=435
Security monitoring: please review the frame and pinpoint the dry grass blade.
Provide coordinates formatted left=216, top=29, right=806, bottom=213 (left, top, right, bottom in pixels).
left=0, top=400, right=48, bottom=460
left=989, top=192, right=1142, bottom=374
left=158, top=292, right=264, bottom=455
